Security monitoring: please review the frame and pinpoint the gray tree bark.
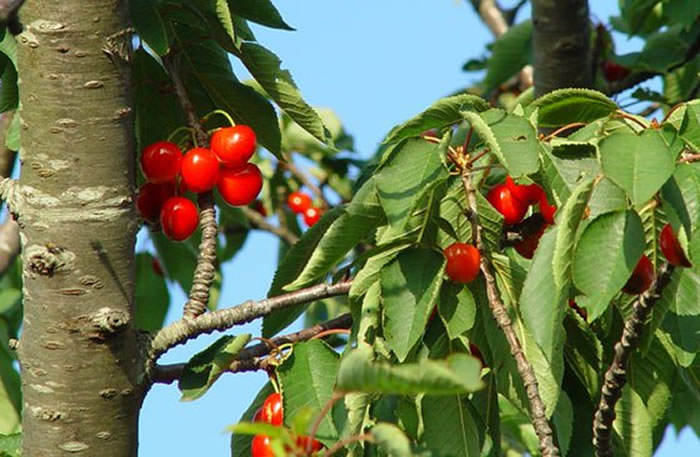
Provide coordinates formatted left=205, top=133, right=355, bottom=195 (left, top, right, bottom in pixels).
left=532, top=0, right=591, bottom=97
left=15, top=1, right=142, bottom=455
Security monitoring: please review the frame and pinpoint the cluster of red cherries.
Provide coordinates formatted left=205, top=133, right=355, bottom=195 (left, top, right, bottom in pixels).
left=287, top=191, right=323, bottom=227
left=251, top=392, right=323, bottom=457
left=136, top=125, right=263, bottom=241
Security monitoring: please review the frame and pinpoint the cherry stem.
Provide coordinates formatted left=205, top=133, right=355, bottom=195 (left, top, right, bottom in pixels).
left=310, top=328, right=351, bottom=340
left=166, top=126, right=195, bottom=145
left=614, top=111, right=649, bottom=130
left=200, top=109, right=236, bottom=128
left=307, top=392, right=345, bottom=453
left=321, top=433, right=374, bottom=457
left=463, top=126, right=474, bottom=153
left=541, top=122, right=587, bottom=142
left=467, top=148, right=489, bottom=166
left=661, top=102, right=684, bottom=124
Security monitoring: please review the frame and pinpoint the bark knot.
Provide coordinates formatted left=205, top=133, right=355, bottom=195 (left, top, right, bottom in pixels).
left=90, top=307, right=129, bottom=338
left=25, top=243, right=74, bottom=277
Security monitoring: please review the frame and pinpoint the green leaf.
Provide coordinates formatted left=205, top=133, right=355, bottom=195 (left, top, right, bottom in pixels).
left=227, top=0, right=293, bottom=30
left=600, top=130, right=675, bottom=206
left=179, top=334, right=251, bottom=401
left=152, top=231, right=197, bottom=292
left=480, top=109, right=540, bottom=177
left=174, top=34, right=282, bottom=157
left=422, top=395, right=480, bottom=457
left=553, top=391, right=573, bottom=457
left=0, top=48, right=17, bottom=113
left=563, top=313, right=603, bottom=398
left=613, top=387, right=653, bottom=457
left=384, top=94, right=489, bottom=145
left=278, top=341, right=339, bottom=442
left=371, top=423, right=413, bottom=457
left=483, top=20, right=532, bottom=92
left=376, top=138, right=448, bottom=229
left=532, top=89, right=617, bottom=128
left=263, top=207, right=344, bottom=337
left=438, top=283, right=476, bottom=340
left=573, top=210, right=646, bottom=320
left=3, top=112, right=19, bottom=151
left=238, top=43, right=331, bottom=147
left=130, top=0, right=169, bottom=55
left=285, top=205, right=385, bottom=291
left=0, top=322, right=20, bottom=435
left=0, top=433, right=20, bottom=457
left=381, top=248, right=444, bottom=361
left=552, top=177, right=595, bottom=289
left=679, top=101, right=700, bottom=150
left=520, top=228, right=567, bottom=360
left=336, top=348, right=484, bottom=395
left=134, top=253, right=170, bottom=332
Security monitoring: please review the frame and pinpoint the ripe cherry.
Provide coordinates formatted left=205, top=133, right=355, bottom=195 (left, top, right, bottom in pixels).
left=622, top=254, right=654, bottom=295
left=659, top=223, right=692, bottom=267
left=602, top=60, right=630, bottom=82
left=160, top=197, right=199, bottom=242
left=505, top=176, right=543, bottom=206
left=136, top=181, right=177, bottom=223
left=443, top=242, right=481, bottom=283
left=487, top=183, right=528, bottom=224
left=295, top=435, right=324, bottom=454
left=140, top=141, right=183, bottom=183
left=287, top=191, right=312, bottom=214
left=251, top=435, right=274, bottom=457
left=252, top=200, right=268, bottom=217
left=260, top=393, right=283, bottom=426
left=469, top=343, right=486, bottom=367
left=303, top=207, right=322, bottom=227
left=252, top=407, right=263, bottom=423
left=217, top=163, right=263, bottom=207
left=210, top=125, right=257, bottom=169
left=514, top=224, right=547, bottom=259
left=568, top=299, right=588, bottom=321
left=181, top=147, right=220, bottom=193
left=539, top=193, right=556, bottom=224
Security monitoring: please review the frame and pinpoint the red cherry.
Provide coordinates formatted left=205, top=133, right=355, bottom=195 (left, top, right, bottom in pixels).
left=287, top=192, right=312, bottom=214
left=469, top=343, right=486, bottom=367
left=568, top=299, right=588, bottom=321
left=251, top=435, right=274, bottom=457
left=505, top=176, right=543, bottom=206
left=160, top=197, right=199, bottom=242
left=296, top=435, right=324, bottom=454
left=514, top=224, right=547, bottom=259
left=260, top=393, right=283, bottom=426
left=252, top=200, right=268, bottom=217
left=181, top=147, right=220, bottom=193
left=538, top=193, right=557, bottom=224
left=443, top=242, right=481, bottom=283
left=135, top=181, right=177, bottom=223
left=217, top=163, right=263, bottom=207
left=659, top=224, right=692, bottom=267
left=602, top=60, right=630, bottom=82
left=140, top=141, right=183, bottom=183
left=210, top=125, right=257, bottom=169
left=622, top=254, right=654, bottom=294
left=487, top=183, right=528, bottom=224
left=151, top=258, right=164, bottom=276
left=303, top=207, right=322, bottom=227
left=252, top=407, right=263, bottom=423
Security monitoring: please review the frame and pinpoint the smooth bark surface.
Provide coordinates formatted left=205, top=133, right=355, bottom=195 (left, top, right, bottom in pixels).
left=532, top=0, right=591, bottom=96
left=16, top=1, right=142, bottom=455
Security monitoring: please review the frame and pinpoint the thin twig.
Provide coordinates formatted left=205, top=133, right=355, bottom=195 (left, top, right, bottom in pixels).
left=308, top=392, right=345, bottom=452
left=285, top=160, right=329, bottom=209
left=680, top=153, right=700, bottom=164
left=240, top=206, right=299, bottom=245
left=162, top=54, right=219, bottom=319
left=152, top=313, right=353, bottom=384
left=322, top=433, right=374, bottom=457
left=469, top=0, right=533, bottom=89
left=146, top=281, right=352, bottom=380
left=592, top=263, right=673, bottom=457
left=460, top=170, right=560, bottom=457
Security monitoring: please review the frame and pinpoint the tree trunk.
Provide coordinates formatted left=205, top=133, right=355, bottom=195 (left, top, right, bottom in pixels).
left=532, top=0, right=591, bottom=96
left=16, top=1, right=142, bottom=455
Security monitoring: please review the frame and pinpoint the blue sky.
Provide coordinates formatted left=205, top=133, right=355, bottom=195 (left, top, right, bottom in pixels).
left=139, top=1, right=699, bottom=455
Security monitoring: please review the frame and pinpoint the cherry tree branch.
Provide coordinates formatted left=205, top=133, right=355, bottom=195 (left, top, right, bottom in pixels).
left=152, top=313, right=352, bottom=384
left=460, top=170, right=560, bottom=457
left=240, top=206, right=299, bottom=245
left=162, top=53, right=218, bottom=319
left=592, top=263, right=674, bottom=457
left=146, top=281, right=352, bottom=379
